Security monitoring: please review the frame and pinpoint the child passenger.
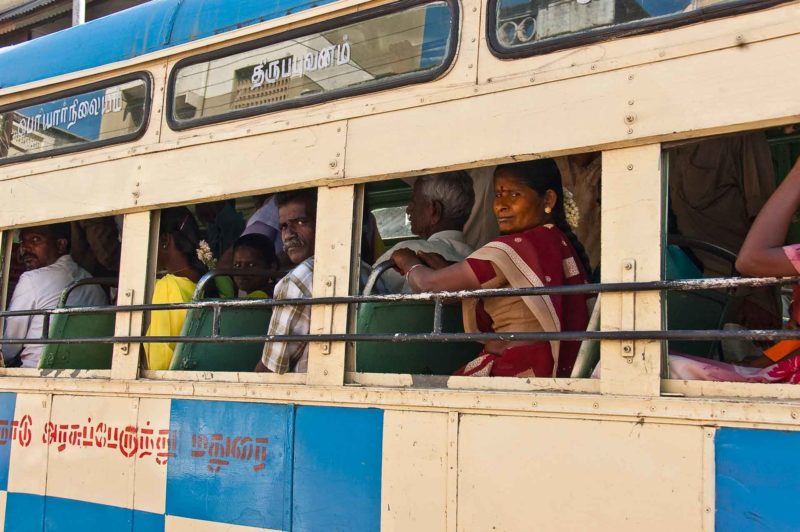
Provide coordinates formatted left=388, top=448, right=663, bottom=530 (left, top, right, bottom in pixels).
left=232, top=233, right=279, bottom=298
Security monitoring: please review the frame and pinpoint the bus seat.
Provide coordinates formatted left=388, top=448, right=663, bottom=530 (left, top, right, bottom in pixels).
left=355, top=300, right=482, bottom=374
left=39, top=278, right=117, bottom=370
left=570, top=296, right=601, bottom=379
left=665, top=242, right=730, bottom=358
left=170, top=304, right=273, bottom=372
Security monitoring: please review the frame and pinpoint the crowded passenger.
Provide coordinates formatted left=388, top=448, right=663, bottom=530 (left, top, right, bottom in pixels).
left=145, top=207, right=209, bottom=370
left=1, top=223, right=107, bottom=368
left=255, top=188, right=374, bottom=373
left=667, top=156, right=800, bottom=383
left=373, top=171, right=475, bottom=293
left=232, top=233, right=279, bottom=298
left=70, top=216, right=121, bottom=278
left=195, top=199, right=245, bottom=268
left=241, top=194, right=285, bottom=261
left=391, top=159, right=591, bottom=378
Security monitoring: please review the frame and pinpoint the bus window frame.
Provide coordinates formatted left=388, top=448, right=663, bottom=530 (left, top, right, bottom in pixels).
left=165, top=0, right=460, bottom=131
left=485, top=0, right=792, bottom=60
left=0, top=71, right=152, bottom=167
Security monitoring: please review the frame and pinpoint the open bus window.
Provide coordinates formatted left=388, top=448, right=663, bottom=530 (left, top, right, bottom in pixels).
left=353, top=160, right=602, bottom=380
left=1, top=216, right=121, bottom=370
left=663, top=126, right=800, bottom=383
left=167, top=0, right=458, bottom=129
left=0, top=74, right=150, bottom=165
left=489, top=0, right=785, bottom=57
left=142, top=192, right=314, bottom=376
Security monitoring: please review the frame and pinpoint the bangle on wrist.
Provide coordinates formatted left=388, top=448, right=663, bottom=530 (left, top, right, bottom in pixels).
left=405, top=263, right=424, bottom=280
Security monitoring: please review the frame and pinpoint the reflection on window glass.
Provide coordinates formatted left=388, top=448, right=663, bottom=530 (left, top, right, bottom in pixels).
left=373, top=206, right=414, bottom=240
left=494, top=0, right=731, bottom=49
left=170, top=1, right=454, bottom=125
left=0, top=78, right=148, bottom=163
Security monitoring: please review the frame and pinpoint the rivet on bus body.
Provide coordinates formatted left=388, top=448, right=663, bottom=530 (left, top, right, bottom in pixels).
left=468, top=64, right=473, bottom=69
left=472, top=6, right=477, bottom=11
left=628, top=74, right=634, bottom=81
left=532, top=401, right=537, bottom=407
left=593, top=402, right=599, bottom=409
left=529, top=77, right=535, bottom=83
left=735, top=34, right=744, bottom=43
left=627, top=164, right=634, bottom=171
left=628, top=100, right=634, bottom=106
left=324, top=369, right=329, bottom=376
left=471, top=38, right=476, bottom=43
left=590, top=65, right=596, bottom=71
left=792, top=411, right=798, bottom=419
left=627, top=128, right=634, bottom=135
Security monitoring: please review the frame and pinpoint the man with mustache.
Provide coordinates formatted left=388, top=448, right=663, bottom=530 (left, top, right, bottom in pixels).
left=2, top=223, right=107, bottom=368
left=254, top=189, right=319, bottom=373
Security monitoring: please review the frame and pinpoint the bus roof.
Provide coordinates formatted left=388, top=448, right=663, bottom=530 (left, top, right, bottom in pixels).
left=0, top=0, right=337, bottom=90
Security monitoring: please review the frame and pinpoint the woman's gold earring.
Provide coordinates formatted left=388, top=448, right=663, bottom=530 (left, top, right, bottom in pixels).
left=544, top=206, right=552, bottom=214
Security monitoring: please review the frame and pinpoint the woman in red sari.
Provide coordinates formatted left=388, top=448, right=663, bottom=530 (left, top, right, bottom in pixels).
left=392, top=159, right=591, bottom=378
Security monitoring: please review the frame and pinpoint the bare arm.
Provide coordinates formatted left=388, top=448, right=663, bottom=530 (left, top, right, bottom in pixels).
left=391, top=248, right=481, bottom=292
left=737, top=157, right=800, bottom=277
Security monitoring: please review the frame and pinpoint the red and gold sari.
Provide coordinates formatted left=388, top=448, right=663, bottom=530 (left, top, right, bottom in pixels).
left=455, top=225, right=590, bottom=378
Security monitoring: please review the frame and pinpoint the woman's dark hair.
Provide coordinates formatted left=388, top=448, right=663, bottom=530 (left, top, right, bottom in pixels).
left=159, top=206, right=206, bottom=274
left=233, top=233, right=278, bottom=268
left=494, top=159, right=593, bottom=276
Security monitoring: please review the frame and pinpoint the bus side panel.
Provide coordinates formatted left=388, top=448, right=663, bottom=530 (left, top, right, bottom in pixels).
left=715, top=428, right=800, bottom=532
left=0, top=394, right=386, bottom=532
left=457, top=414, right=706, bottom=531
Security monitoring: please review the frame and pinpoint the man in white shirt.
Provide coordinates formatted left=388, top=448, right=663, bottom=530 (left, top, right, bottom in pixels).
left=374, top=171, right=475, bottom=293
left=2, top=223, right=107, bottom=368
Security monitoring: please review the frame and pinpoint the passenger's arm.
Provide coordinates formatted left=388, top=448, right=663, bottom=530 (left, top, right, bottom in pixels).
left=392, top=248, right=480, bottom=292
left=1, top=275, right=35, bottom=361
left=737, top=156, right=800, bottom=277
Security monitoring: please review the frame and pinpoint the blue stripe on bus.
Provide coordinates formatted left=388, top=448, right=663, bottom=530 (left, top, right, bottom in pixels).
left=5, top=492, right=44, bottom=532
left=5, top=493, right=164, bottom=531
left=0, top=0, right=339, bottom=89
left=292, top=406, right=383, bottom=532
left=0, top=393, right=16, bottom=491
left=716, top=427, right=800, bottom=532
left=165, top=399, right=294, bottom=530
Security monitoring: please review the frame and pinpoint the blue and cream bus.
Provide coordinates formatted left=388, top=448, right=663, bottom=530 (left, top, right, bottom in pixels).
left=0, top=0, right=799, bottom=529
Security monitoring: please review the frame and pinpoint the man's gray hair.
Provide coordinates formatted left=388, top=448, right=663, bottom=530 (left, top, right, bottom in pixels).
left=416, top=171, right=475, bottom=228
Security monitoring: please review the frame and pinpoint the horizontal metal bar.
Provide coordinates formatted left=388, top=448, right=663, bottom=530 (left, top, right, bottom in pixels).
left=4, top=328, right=800, bottom=345
left=1, top=275, right=797, bottom=319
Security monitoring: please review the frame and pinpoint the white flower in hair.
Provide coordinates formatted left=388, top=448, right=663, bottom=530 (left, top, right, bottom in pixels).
left=563, top=188, right=580, bottom=229
left=196, top=240, right=217, bottom=270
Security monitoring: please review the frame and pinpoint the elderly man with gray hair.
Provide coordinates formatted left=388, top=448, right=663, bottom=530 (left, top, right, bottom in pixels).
left=373, top=171, right=475, bottom=293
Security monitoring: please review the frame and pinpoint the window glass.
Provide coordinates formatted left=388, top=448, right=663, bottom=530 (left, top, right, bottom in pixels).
left=492, top=0, right=756, bottom=53
left=373, top=206, right=414, bottom=240
left=0, top=76, right=149, bottom=164
left=169, top=1, right=455, bottom=127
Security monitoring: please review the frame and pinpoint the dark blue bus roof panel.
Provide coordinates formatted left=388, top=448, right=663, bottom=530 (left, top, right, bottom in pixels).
left=0, top=0, right=338, bottom=89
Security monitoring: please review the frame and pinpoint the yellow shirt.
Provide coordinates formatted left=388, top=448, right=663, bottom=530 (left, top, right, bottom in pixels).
left=144, top=274, right=196, bottom=370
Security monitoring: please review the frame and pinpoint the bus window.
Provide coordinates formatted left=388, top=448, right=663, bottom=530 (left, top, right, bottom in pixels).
left=1, top=216, right=120, bottom=370
left=0, top=73, right=150, bottom=165
left=143, top=191, right=316, bottom=376
left=167, top=0, right=458, bottom=129
left=489, top=0, right=786, bottom=58
left=663, top=125, right=800, bottom=383
left=353, top=160, right=601, bottom=379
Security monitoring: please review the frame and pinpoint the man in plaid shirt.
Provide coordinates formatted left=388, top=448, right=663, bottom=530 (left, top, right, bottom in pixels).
left=255, top=189, right=318, bottom=374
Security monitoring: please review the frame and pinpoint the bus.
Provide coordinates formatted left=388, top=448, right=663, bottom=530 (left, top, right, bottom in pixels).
left=0, top=0, right=798, bottom=529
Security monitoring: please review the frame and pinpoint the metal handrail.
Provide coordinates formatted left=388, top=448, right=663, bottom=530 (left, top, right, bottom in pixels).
left=0, top=275, right=797, bottom=345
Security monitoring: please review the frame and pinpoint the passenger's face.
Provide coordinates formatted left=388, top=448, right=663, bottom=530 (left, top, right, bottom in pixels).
left=233, top=246, right=270, bottom=294
left=18, top=230, right=64, bottom=271
left=279, top=200, right=316, bottom=264
left=493, top=170, right=553, bottom=235
left=406, top=182, right=435, bottom=238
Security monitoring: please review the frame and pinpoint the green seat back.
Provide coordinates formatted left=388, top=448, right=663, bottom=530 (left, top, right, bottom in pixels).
left=665, top=245, right=728, bottom=357
left=570, top=297, right=601, bottom=379
left=39, top=311, right=116, bottom=370
left=355, top=301, right=481, bottom=374
left=170, top=304, right=272, bottom=371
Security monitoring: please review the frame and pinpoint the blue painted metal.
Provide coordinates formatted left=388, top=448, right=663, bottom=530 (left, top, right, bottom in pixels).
left=4, top=492, right=44, bottom=532
left=0, top=393, right=16, bottom=492
left=716, top=428, right=800, bottom=532
left=0, top=0, right=339, bottom=89
left=292, top=406, right=383, bottom=532
left=165, top=399, right=295, bottom=530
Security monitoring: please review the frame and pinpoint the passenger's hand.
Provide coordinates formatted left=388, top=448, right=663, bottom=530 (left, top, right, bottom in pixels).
left=391, top=248, right=420, bottom=274
left=417, top=251, right=449, bottom=270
